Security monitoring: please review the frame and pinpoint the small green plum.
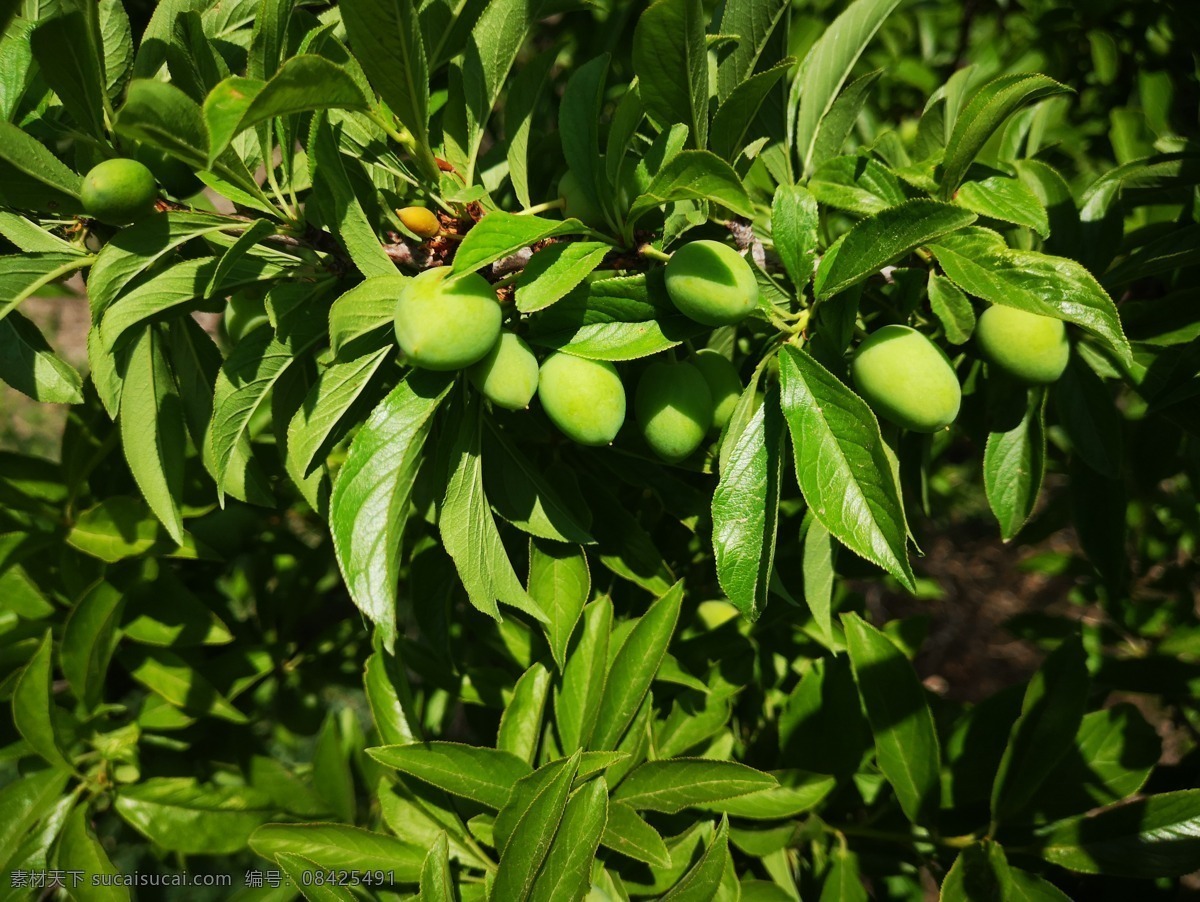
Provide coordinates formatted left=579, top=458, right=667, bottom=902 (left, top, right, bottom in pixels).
left=664, top=240, right=759, bottom=326
left=81, top=158, right=158, bottom=225
left=635, top=360, right=713, bottom=463
left=692, top=349, right=742, bottom=431
left=538, top=353, right=626, bottom=446
left=394, top=268, right=502, bottom=371
left=469, top=332, right=540, bottom=410
left=850, top=325, right=961, bottom=432
left=975, top=304, right=1070, bottom=384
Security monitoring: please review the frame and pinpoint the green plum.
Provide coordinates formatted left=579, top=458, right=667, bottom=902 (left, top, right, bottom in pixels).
left=635, top=360, right=713, bottom=463
left=81, top=158, right=158, bottom=225
left=538, top=353, right=626, bottom=446
left=470, top=332, right=540, bottom=410
left=664, top=240, right=758, bottom=326
left=135, top=145, right=202, bottom=199
left=850, top=325, right=961, bottom=432
left=692, top=349, right=742, bottom=431
left=394, top=268, right=502, bottom=371
left=975, top=304, right=1070, bottom=384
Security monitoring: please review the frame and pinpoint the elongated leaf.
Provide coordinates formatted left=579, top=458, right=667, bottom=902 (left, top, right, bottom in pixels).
left=451, top=212, right=587, bottom=277
left=506, top=49, right=557, bottom=211
left=820, top=848, right=868, bottom=902
left=811, top=69, right=882, bottom=169
left=991, top=636, right=1089, bottom=824
left=802, top=517, right=837, bottom=647
left=1053, top=357, right=1122, bottom=478
left=0, top=253, right=93, bottom=324
left=367, top=742, right=531, bottom=809
left=956, top=176, right=1050, bottom=236
left=778, top=345, right=914, bottom=589
left=529, top=778, right=608, bottom=902
left=14, top=631, right=73, bottom=771
left=710, top=61, right=793, bottom=163
left=556, top=598, right=612, bottom=753
left=330, top=372, right=452, bottom=650
left=772, top=185, right=819, bottom=294
left=633, top=0, right=708, bottom=149
left=602, top=800, right=672, bottom=868
left=32, top=11, right=106, bottom=137
left=492, top=751, right=579, bottom=902
left=0, top=768, right=70, bottom=874
left=941, top=74, right=1070, bottom=194
left=484, top=427, right=594, bottom=544
left=628, top=150, right=754, bottom=226
left=983, top=388, right=1046, bottom=541
left=417, top=833, right=454, bottom=901
left=1034, top=790, right=1200, bottom=878
left=121, top=647, right=246, bottom=722
left=0, top=312, right=84, bottom=404
left=794, top=0, right=903, bottom=174
left=660, top=816, right=730, bottom=901
left=115, top=778, right=273, bottom=855
left=940, top=841, right=1012, bottom=902
left=497, top=664, right=551, bottom=765
left=249, top=823, right=422, bottom=879
left=928, top=273, right=976, bottom=344
left=61, top=581, right=125, bottom=711
left=590, top=582, right=684, bottom=750
left=712, top=390, right=784, bottom=620
left=515, top=242, right=612, bottom=313
left=57, top=806, right=126, bottom=900
left=814, top=200, right=976, bottom=299
left=0, top=121, right=82, bottom=214
left=614, top=760, right=777, bottom=814
left=329, top=274, right=407, bottom=355
left=843, top=613, right=941, bottom=825
left=715, top=0, right=790, bottom=101
left=529, top=540, right=591, bottom=671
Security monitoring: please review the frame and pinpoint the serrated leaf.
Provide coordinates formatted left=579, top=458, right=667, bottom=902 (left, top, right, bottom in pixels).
left=810, top=154, right=906, bottom=216
left=602, top=801, right=672, bottom=868
left=452, top=212, right=588, bottom=277
left=660, top=816, right=731, bottom=901
left=328, top=274, right=406, bottom=355
left=0, top=121, right=82, bottom=214
left=556, top=598, right=612, bottom=753
left=367, top=742, right=531, bottom=809
left=492, top=751, right=579, bottom=902
left=940, top=841, right=1012, bottom=902
left=249, top=823, right=423, bottom=879
left=515, top=242, right=612, bottom=313
left=529, top=778, right=608, bottom=902
left=529, top=540, right=591, bottom=671
left=14, top=631, right=73, bottom=771
left=710, top=61, right=792, bottom=163
left=614, top=760, right=777, bottom=814
left=843, top=612, right=941, bottom=825
left=814, top=200, right=976, bottom=299
left=811, top=69, right=882, bottom=170
left=928, top=273, right=976, bottom=344
left=628, top=150, right=753, bottom=226
left=772, top=184, right=819, bottom=295
left=31, top=10, right=107, bottom=138
left=498, top=664, right=551, bottom=765
left=633, top=0, right=708, bottom=150
left=0, top=311, right=84, bottom=404
left=115, top=778, right=272, bottom=855
left=778, top=345, right=915, bottom=590
left=956, top=176, right=1050, bottom=236
left=121, top=647, right=246, bottom=723
left=506, top=48, right=557, bottom=211
left=715, top=0, right=789, bottom=102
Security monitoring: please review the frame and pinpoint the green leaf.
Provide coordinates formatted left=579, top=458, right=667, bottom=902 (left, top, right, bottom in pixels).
left=515, top=242, right=612, bottom=313
left=819, top=847, right=868, bottom=902
left=338, top=0, right=433, bottom=176
left=628, top=150, right=754, bottom=226
left=1034, top=790, right=1200, bottom=878
left=0, top=769, right=71, bottom=875
left=506, top=49, right=558, bottom=211
left=204, top=56, right=367, bottom=163
left=120, top=327, right=186, bottom=544
left=14, top=631, right=73, bottom=771
left=274, top=853, right=356, bottom=901
left=452, top=212, right=587, bottom=277
left=364, top=646, right=422, bottom=746
left=633, top=0, right=708, bottom=149
left=928, top=273, right=976, bottom=344
left=983, top=388, right=1047, bottom=541
left=810, top=69, right=883, bottom=170
left=843, top=612, right=941, bottom=825
left=66, top=497, right=182, bottom=562
left=810, top=154, right=906, bottom=216
left=61, top=581, right=125, bottom=711
left=249, top=823, right=423, bottom=879
left=558, top=54, right=611, bottom=228
left=492, top=751, right=580, bottom=902
left=0, top=312, right=84, bottom=404
left=661, top=816, right=731, bottom=901
left=814, top=200, right=976, bottom=299
left=941, top=74, right=1070, bottom=195
left=418, top=833, right=455, bottom=902
left=955, top=176, right=1050, bottom=237
left=0, top=121, right=82, bottom=214
left=528, top=540, right=591, bottom=671
left=1053, top=358, right=1123, bottom=479
left=31, top=11, right=107, bottom=137
left=1007, top=869, right=1072, bottom=902
left=115, top=778, right=273, bottom=855
left=929, top=229, right=1132, bottom=366
left=602, top=800, right=672, bottom=868
left=121, top=581, right=232, bottom=647
left=772, top=185, right=819, bottom=294
left=701, top=771, right=836, bottom=819
left=712, top=389, right=784, bottom=621
left=313, top=714, right=356, bottom=824
left=484, top=427, right=594, bottom=544
left=793, top=0, right=903, bottom=174
left=614, top=760, right=777, bottom=814
left=778, top=345, right=915, bottom=590
left=710, top=60, right=793, bottom=163
left=991, top=636, right=1089, bottom=825
left=121, top=647, right=247, bottom=723
left=57, top=806, right=127, bottom=901
left=529, top=778, right=609, bottom=902
left=556, top=598, right=612, bottom=753
left=0, top=253, right=94, bottom=324
left=99, top=0, right=133, bottom=100
left=328, top=274, right=407, bottom=355
left=940, top=841, right=1012, bottom=902
left=715, top=0, right=789, bottom=102
left=590, top=582, right=684, bottom=750
left=331, top=372, right=452, bottom=650
left=802, top=517, right=837, bottom=648
left=440, top=395, right=546, bottom=622
left=367, top=742, right=531, bottom=809
left=498, top=663, right=551, bottom=765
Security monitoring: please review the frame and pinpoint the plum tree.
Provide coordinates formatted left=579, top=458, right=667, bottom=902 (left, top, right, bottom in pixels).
left=80, top=158, right=158, bottom=225
left=851, top=325, right=961, bottom=432
left=975, top=304, right=1070, bottom=384
left=664, top=240, right=758, bottom=326
left=394, top=268, right=502, bottom=371
left=635, top=360, right=713, bottom=462
left=399, top=205, right=441, bottom=239
left=692, top=349, right=742, bottom=431
left=538, top=353, right=626, bottom=445
left=135, top=145, right=201, bottom=199
left=470, top=332, right=540, bottom=410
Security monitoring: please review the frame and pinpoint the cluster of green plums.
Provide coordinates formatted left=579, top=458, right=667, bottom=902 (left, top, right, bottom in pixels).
left=851, top=305, right=1070, bottom=432
left=393, top=236, right=759, bottom=461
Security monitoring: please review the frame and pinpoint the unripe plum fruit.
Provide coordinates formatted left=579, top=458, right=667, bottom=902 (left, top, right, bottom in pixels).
left=664, top=240, right=758, bottom=326
left=692, top=349, right=742, bottom=431
left=469, top=332, right=539, bottom=410
left=81, top=158, right=158, bottom=225
left=135, top=145, right=202, bottom=199
left=393, top=268, right=502, bottom=371
left=975, top=304, right=1069, bottom=384
left=850, top=325, right=961, bottom=432
left=399, top=205, right=441, bottom=239
left=538, top=353, right=626, bottom=446
left=635, top=360, right=713, bottom=462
